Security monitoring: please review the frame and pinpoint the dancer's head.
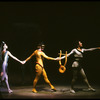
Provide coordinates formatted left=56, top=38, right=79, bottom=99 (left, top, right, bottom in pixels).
left=78, top=41, right=83, bottom=48
left=0, top=41, right=8, bottom=61
left=0, top=41, right=5, bottom=54
left=75, top=40, right=83, bottom=48
left=37, top=42, right=45, bottom=50
left=1, top=41, right=8, bottom=50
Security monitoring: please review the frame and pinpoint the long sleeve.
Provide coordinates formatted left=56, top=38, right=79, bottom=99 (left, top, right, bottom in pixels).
left=82, top=48, right=98, bottom=52
left=67, top=49, right=75, bottom=57
left=61, top=49, right=75, bottom=59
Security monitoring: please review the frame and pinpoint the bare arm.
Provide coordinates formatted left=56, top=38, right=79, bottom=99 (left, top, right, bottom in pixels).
left=25, top=52, right=35, bottom=62
left=41, top=52, right=57, bottom=60
left=22, top=51, right=37, bottom=64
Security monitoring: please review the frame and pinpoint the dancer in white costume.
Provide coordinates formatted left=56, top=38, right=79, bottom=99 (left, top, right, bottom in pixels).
left=61, top=41, right=100, bottom=93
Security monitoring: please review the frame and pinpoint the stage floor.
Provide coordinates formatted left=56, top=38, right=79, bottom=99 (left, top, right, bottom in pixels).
left=0, top=84, right=100, bottom=99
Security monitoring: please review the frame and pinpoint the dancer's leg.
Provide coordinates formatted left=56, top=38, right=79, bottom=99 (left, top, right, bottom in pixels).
left=79, top=68, right=95, bottom=91
left=42, top=68, right=56, bottom=91
left=32, top=65, right=42, bottom=93
left=70, top=68, right=78, bottom=93
left=4, top=74, right=13, bottom=93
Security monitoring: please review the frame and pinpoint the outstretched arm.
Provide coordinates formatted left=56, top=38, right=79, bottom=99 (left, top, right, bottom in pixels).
left=24, top=52, right=35, bottom=63
left=83, top=47, right=100, bottom=52
left=41, top=52, right=57, bottom=60
left=8, top=51, right=22, bottom=64
left=60, top=49, right=75, bottom=59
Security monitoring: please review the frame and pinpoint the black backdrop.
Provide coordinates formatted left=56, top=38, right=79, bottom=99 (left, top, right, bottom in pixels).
left=0, top=1, right=100, bottom=86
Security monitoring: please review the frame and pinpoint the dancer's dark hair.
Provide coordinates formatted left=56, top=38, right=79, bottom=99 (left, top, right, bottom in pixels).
left=37, top=42, right=45, bottom=49
left=0, top=41, right=5, bottom=61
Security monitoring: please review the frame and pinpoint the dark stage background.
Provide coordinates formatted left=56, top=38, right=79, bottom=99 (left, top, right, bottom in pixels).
left=0, top=1, right=100, bottom=87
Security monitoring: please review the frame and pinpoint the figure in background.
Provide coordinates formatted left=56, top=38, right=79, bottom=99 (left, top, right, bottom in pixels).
left=61, top=41, right=100, bottom=93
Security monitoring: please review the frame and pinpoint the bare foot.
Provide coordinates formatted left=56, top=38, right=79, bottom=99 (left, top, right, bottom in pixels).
left=88, top=87, right=96, bottom=92
left=8, top=89, right=13, bottom=93
left=32, top=88, right=37, bottom=93
left=70, top=89, right=75, bottom=93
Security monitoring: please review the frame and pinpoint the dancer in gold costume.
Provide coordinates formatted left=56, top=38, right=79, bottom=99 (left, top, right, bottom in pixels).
left=22, top=42, right=60, bottom=93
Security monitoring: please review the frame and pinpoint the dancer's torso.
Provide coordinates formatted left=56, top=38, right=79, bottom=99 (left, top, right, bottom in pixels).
left=2, top=51, right=9, bottom=63
left=2, top=51, right=9, bottom=73
left=35, top=50, right=44, bottom=68
left=72, top=48, right=84, bottom=68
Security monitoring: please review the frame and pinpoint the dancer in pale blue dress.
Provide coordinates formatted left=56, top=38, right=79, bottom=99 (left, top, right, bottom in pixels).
left=0, top=41, right=22, bottom=93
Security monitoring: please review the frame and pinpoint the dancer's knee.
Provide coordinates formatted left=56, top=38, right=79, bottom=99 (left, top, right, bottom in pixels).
left=72, top=77, right=77, bottom=82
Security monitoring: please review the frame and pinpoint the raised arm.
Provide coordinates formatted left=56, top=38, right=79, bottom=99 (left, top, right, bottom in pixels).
left=7, top=51, right=22, bottom=63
